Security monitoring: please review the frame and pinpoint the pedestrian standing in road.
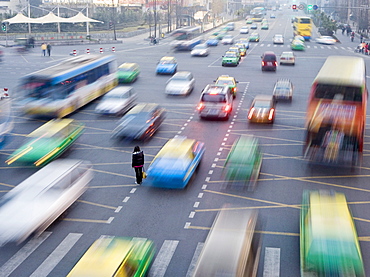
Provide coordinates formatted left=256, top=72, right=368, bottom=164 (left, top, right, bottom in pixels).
left=360, top=34, right=364, bottom=43
left=132, top=146, right=144, bottom=185
left=47, top=43, right=51, bottom=56
left=41, top=43, right=47, bottom=56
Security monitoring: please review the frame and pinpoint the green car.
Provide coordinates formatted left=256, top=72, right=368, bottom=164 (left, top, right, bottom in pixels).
left=117, top=62, right=140, bottom=83
left=249, top=32, right=260, bottom=42
left=246, top=19, right=253, bottom=24
left=261, top=24, right=269, bottom=30
left=6, top=119, right=84, bottom=167
left=222, top=51, right=239, bottom=66
left=291, top=39, right=305, bottom=50
left=300, top=190, right=365, bottom=276
left=223, top=136, right=262, bottom=190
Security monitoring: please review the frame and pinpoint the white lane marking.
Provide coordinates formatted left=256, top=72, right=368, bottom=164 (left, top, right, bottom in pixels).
left=185, top=242, right=204, bottom=277
left=106, top=217, right=114, bottom=224
left=263, top=247, right=281, bottom=277
left=29, top=233, right=82, bottom=277
left=130, top=188, right=136, bottom=193
left=148, top=240, right=179, bottom=277
left=208, top=170, right=213, bottom=174
left=0, top=232, right=52, bottom=277
left=189, top=212, right=195, bottom=218
left=115, top=206, right=122, bottom=213
left=193, top=202, right=200, bottom=208
left=184, top=222, right=191, bottom=229
left=198, top=193, right=204, bottom=198
left=123, top=196, right=130, bottom=202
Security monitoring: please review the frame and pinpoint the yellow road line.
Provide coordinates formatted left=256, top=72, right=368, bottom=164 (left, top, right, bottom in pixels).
left=62, top=218, right=110, bottom=223
left=0, top=182, right=15, bottom=188
left=255, top=230, right=299, bottom=237
left=77, top=200, right=118, bottom=210
left=195, top=204, right=301, bottom=213
left=91, top=168, right=134, bottom=178
left=89, top=184, right=137, bottom=188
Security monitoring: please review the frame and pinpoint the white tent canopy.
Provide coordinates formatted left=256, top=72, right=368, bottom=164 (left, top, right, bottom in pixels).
left=2, top=12, right=102, bottom=24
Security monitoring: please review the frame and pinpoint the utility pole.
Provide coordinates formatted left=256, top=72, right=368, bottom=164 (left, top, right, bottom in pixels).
left=111, top=0, right=117, bottom=40
left=154, top=0, right=157, bottom=38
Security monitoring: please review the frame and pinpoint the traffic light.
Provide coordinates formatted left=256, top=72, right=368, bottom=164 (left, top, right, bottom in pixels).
left=307, top=4, right=313, bottom=10
left=292, top=4, right=297, bottom=10
left=109, top=21, right=113, bottom=30
left=1, top=23, right=6, bottom=32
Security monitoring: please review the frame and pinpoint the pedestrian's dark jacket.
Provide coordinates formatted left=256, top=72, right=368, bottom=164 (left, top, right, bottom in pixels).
left=132, top=151, right=144, bottom=167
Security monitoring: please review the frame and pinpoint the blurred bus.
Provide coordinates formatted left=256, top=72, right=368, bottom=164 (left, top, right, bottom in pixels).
left=193, top=207, right=260, bottom=276
left=304, top=56, right=367, bottom=166
left=293, top=16, right=312, bottom=40
left=19, top=55, right=118, bottom=118
left=0, top=89, right=12, bottom=149
left=300, top=190, right=365, bottom=276
left=170, top=26, right=202, bottom=51
left=251, top=7, right=266, bottom=15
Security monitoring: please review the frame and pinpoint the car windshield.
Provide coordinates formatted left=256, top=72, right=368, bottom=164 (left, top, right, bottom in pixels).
left=119, top=67, right=133, bottom=72
left=263, top=55, right=276, bottom=61
left=194, top=45, right=206, bottom=49
left=170, top=76, right=189, bottom=82
left=254, top=100, right=271, bottom=108
left=160, top=59, right=175, bottom=64
left=105, top=93, right=130, bottom=99
left=224, top=53, right=237, bottom=58
left=216, top=80, right=234, bottom=86
left=202, top=94, right=226, bottom=103
left=275, top=35, right=282, bottom=39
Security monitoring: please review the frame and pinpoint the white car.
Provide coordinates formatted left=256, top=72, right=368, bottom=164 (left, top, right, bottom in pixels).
left=280, top=51, right=295, bottom=65
left=95, top=86, right=137, bottom=116
left=0, top=159, right=93, bottom=246
left=273, top=34, right=284, bottom=44
left=239, top=26, right=249, bottom=34
left=221, top=35, right=234, bottom=45
left=316, top=36, right=336, bottom=45
left=191, top=43, right=210, bottom=57
left=165, top=71, right=195, bottom=96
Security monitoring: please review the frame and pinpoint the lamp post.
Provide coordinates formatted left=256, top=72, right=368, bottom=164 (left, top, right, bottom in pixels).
left=111, top=0, right=117, bottom=40
left=154, top=0, right=157, bottom=38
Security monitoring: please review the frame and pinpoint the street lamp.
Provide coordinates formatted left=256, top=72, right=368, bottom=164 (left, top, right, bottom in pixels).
left=111, top=0, right=117, bottom=40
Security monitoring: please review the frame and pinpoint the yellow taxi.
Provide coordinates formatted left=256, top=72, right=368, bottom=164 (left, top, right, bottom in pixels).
left=214, top=75, right=238, bottom=98
left=234, top=43, right=247, bottom=56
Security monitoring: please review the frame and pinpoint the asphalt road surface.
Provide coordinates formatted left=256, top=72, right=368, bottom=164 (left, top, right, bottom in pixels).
left=0, top=8, right=370, bottom=277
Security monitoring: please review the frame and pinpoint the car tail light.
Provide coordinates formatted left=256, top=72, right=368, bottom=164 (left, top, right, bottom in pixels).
left=223, top=104, right=231, bottom=112
left=261, top=61, right=265, bottom=66
left=274, top=61, right=277, bottom=66
left=232, top=87, right=236, bottom=93
left=197, top=102, right=205, bottom=111
left=248, top=108, right=255, bottom=119
left=268, top=108, right=275, bottom=120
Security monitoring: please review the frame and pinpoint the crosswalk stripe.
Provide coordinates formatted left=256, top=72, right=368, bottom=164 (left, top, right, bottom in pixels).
left=0, top=232, right=52, bottom=277
left=263, top=247, right=280, bottom=277
left=148, top=240, right=179, bottom=277
left=29, top=233, right=83, bottom=277
left=185, top=242, right=204, bottom=277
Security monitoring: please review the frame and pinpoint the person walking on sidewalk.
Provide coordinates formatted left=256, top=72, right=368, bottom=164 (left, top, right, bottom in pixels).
left=46, top=43, right=51, bottom=56
left=132, top=146, right=144, bottom=185
left=41, top=43, right=47, bottom=56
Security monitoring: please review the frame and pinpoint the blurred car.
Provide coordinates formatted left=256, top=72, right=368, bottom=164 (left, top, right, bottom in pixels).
left=143, top=136, right=205, bottom=189
left=261, top=23, right=269, bottom=30
left=234, top=43, right=247, bottom=56
left=273, top=34, right=284, bottom=44
left=261, top=51, right=277, bottom=71
left=300, top=190, right=365, bottom=276
left=272, top=79, right=293, bottom=101
left=237, top=38, right=250, bottom=49
left=67, top=236, right=154, bottom=277
left=0, top=159, right=93, bottom=246
left=223, top=137, right=262, bottom=190
left=291, top=39, right=305, bottom=51
left=280, top=51, right=295, bottom=65
left=246, top=18, right=253, bottom=24
left=95, top=86, right=137, bottom=116
left=197, top=84, right=233, bottom=120
left=117, top=62, right=140, bottom=83
left=222, top=51, right=239, bottom=67
left=156, top=56, right=177, bottom=75
left=249, top=32, right=260, bottom=42
left=239, top=26, right=249, bottom=34
left=225, top=22, right=235, bottom=31
left=5, top=119, right=84, bottom=167
left=250, top=24, right=258, bottom=29
left=228, top=46, right=242, bottom=60
left=112, top=103, right=166, bottom=140
left=294, top=35, right=305, bottom=42
left=214, top=75, right=238, bottom=98
left=191, top=43, right=210, bottom=57
left=316, top=35, right=337, bottom=45
left=165, top=71, right=195, bottom=96
left=270, top=13, right=276, bottom=18
left=248, top=95, right=276, bottom=124
left=206, top=36, right=219, bottom=46
left=221, top=35, right=234, bottom=44
left=216, top=31, right=228, bottom=40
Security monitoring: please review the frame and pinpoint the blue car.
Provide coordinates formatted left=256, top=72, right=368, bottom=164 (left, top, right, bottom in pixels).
left=143, top=137, right=205, bottom=189
left=206, top=36, right=219, bottom=46
left=156, top=56, right=178, bottom=75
